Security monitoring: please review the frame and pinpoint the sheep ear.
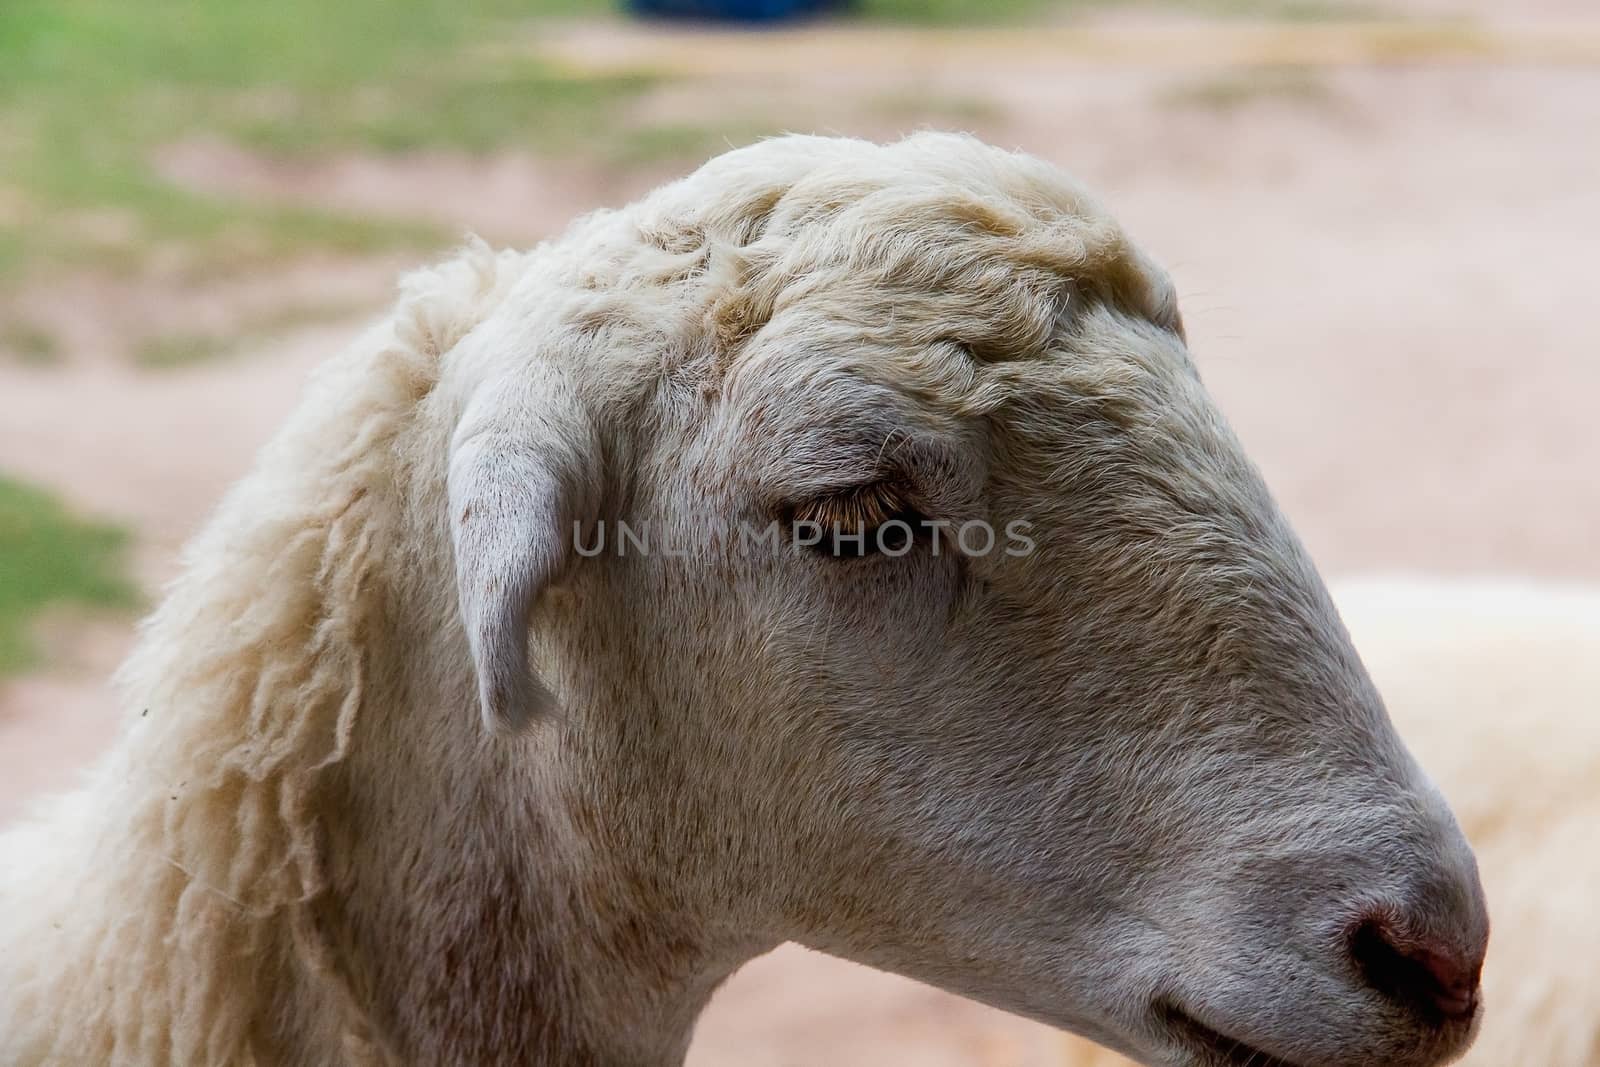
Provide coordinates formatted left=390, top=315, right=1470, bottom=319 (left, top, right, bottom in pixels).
left=448, top=380, right=597, bottom=734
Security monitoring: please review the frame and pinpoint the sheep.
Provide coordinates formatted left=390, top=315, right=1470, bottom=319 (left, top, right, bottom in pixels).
left=1043, top=576, right=1600, bottom=1067
left=1335, top=578, right=1600, bottom=1066
left=0, top=133, right=1491, bottom=1066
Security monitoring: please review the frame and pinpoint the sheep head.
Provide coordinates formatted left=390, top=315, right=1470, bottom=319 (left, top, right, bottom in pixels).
left=434, top=134, right=1486, bottom=1067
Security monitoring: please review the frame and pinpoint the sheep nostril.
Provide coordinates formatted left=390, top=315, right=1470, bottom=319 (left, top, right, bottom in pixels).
left=1348, top=915, right=1483, bottom=1022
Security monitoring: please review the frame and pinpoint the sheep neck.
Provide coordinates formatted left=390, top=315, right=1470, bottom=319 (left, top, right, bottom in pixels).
left=321, top=652, right=757, bottom=1065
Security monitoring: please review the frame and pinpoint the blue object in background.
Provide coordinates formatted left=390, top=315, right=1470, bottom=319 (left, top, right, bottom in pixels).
left=627, top=0, right=844, bottom=21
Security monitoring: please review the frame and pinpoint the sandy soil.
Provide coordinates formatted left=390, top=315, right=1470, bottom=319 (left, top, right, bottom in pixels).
left=1, top=9, right=1595, bottom=1063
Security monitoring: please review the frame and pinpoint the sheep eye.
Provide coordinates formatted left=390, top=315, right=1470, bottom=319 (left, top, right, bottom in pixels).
left=787, top=483, right=926, bottom=559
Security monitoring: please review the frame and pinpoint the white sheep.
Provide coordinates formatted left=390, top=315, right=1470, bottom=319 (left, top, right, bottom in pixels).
left=1044, top=577, right=1600, bottom=1067
left=0, top=134, right=1490, bottom=1066
left=1336, top=578, right=1600, bottom=1066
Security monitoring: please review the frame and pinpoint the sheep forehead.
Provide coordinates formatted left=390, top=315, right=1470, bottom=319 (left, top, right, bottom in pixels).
left=626, top=133, right=1182, bottom=362
left=746, top=338, right=1215, bottom=499
left=507, top=135, right=1192, bottom=477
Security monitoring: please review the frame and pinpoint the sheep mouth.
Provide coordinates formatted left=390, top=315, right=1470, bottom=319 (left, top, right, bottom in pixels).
left=1157, top=1002, right=1303, bottom=1067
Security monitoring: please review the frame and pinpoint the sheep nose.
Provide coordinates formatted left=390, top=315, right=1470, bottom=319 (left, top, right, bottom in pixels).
left=1347, top=910, right=1485, bottom=1022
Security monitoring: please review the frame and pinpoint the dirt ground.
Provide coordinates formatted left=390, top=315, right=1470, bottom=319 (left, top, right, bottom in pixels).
left=1, top=4, right=1595, bottom=1063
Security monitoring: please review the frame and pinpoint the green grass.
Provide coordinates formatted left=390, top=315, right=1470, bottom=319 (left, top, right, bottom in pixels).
left=852, top=0, right=1058, bottom=21
left=0, top=322, right=60, bottom=365
left=133, top=333, right=233, bottom=371
left=0, top=0, right=1379, bottom=288
left=1160, top=65, right=1334, bottom=110
left=0, top=476, right=138, bottom=675
left=852, top=0, right=1372, bottom=21
left=0, top=0, right=631, bottom=282
left=134, top=300, right=372, bottom=370
left=220, top=67, right=660, bottom=159
left=0, top=227, right=24, bottom=281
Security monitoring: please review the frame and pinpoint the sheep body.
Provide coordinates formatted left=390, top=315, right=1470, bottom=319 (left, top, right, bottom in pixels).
left=1337, top=578, right=1600, bottom=1067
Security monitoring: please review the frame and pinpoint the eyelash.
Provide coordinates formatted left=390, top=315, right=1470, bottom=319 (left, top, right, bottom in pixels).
left=786, top=482, right=928, bottom=559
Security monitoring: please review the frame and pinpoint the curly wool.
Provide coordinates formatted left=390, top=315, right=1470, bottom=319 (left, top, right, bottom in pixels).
left=0, top=240, right=526, bottom=1064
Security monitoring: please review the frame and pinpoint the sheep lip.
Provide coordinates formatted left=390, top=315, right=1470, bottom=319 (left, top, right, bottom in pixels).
left=1158, top=1003, right=1303, bottom=1067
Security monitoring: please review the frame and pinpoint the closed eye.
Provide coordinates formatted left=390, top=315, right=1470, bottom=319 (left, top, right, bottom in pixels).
left=785, top=482, right=928, bottom=559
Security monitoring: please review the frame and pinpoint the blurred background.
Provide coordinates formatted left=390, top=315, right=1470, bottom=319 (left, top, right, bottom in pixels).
left=0, top=0, right=1594, bottom=1063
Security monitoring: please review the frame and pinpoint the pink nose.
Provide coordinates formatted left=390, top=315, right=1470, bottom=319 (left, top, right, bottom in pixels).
left=1348, top=913, right=1484, bottom=1022
left=1411, top=945, right=1482, bottom=1017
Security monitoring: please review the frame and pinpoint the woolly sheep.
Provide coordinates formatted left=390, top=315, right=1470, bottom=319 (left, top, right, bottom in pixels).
left=1044, top=577, right=1600, bottom=1067
left=0, top=134, right=1489, bottom=1066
